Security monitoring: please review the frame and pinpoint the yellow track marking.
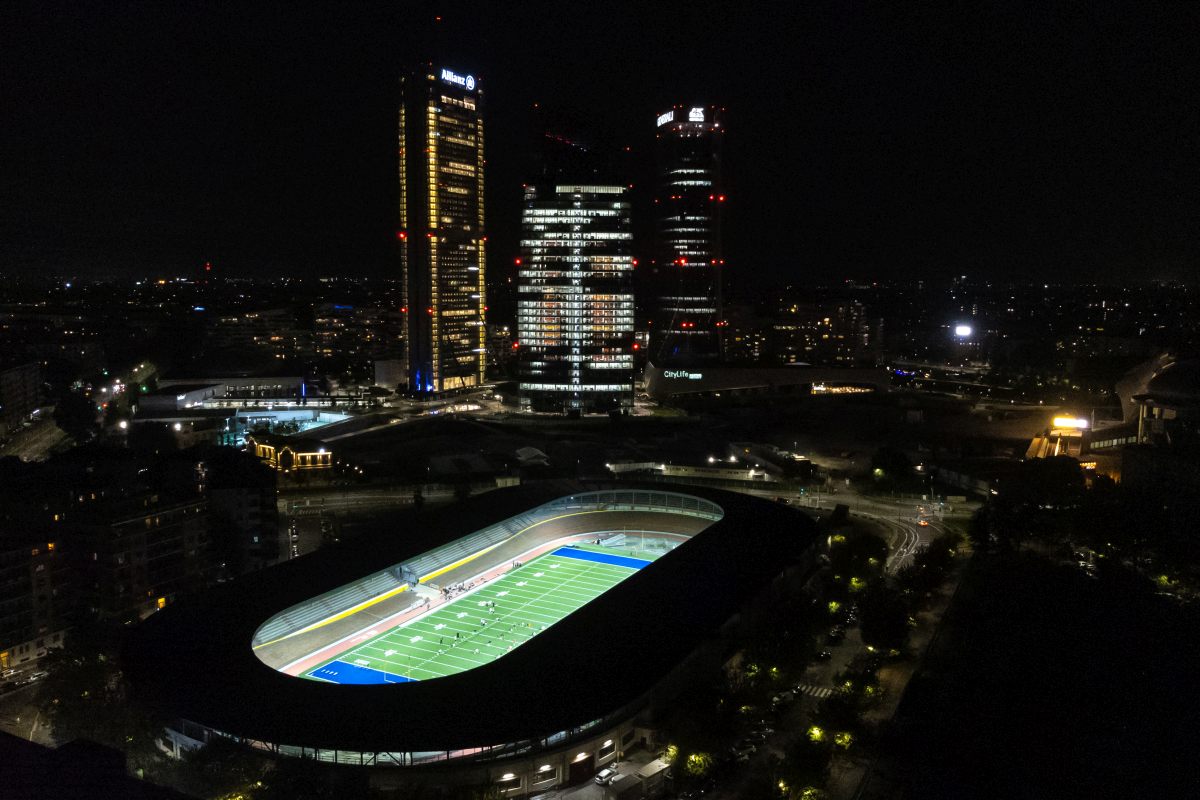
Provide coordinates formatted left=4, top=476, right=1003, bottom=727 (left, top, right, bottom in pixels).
left=253, top=510, right=619, bottom=650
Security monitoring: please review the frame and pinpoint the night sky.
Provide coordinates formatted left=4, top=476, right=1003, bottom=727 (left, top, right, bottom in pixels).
left=3, top=1, right=1197, bottom=288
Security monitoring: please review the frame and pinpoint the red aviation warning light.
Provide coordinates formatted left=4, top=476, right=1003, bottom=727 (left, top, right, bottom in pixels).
left=396, top=231, right=408, bottom=240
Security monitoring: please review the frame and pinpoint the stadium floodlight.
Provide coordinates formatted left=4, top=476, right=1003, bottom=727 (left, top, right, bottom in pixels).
left=1052, top=416, right=1089, bottom=429
left=954, top=324, right=972, bottom=337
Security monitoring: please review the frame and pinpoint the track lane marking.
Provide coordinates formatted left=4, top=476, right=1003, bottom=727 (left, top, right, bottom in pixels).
left=255, top=511, right=628, bottom=650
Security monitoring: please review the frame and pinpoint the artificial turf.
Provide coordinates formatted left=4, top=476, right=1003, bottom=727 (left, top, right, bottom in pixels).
left=305, top=546, right=654, bottom=684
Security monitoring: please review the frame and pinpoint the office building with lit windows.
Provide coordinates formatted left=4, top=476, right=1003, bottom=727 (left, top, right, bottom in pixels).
left=518, top=185, right=635, bottom=414
left=398, top=64, right=487, bottom=395
left=651, top=105, right=725, bottom=363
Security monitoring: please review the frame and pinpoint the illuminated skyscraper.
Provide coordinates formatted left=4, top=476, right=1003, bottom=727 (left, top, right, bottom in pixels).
left=517, top=184, right=635, bottom=414
left=398, top=64, right=486, bottom=395
left=652, top=105, right=725, bottom=363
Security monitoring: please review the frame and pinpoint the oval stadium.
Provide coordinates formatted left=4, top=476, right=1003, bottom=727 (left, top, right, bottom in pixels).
left=125, top=482, right=818, bottom=793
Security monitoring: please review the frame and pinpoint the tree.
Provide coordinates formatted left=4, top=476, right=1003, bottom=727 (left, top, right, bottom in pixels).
left=128, top=421, right=177, bottom=453
left=741, top=755, right=787, bottom=800
left=898, top=532, right=962, bottom=597
left=814, top=693, right=862, bottom=734
left=859, top=584, right=910, bottom=652
left=53, top=392, right=100, bottom=443
left=170, top=735, right=267, bottom=799
left=779, top=735, right=833, bottom=791
left=987, top=456, right=1085, bottom=548
left=35, top=618, right=166, bottom=775
left=828, top=532, right=888, bottom=580
left=867, top=447, right=915, bottom=491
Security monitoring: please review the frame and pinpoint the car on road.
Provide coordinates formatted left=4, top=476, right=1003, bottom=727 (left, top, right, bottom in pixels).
left=731, top=742, right=757, bottom=758
left=594, top=768, right=618, bottom=785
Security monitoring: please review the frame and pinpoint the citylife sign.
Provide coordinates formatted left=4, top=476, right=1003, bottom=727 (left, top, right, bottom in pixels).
left=440, top=68, right=476, bottom=91
left=657, top=110, right=675, bottom=127
left=663, top=370, right=703, bottom=380
left=688, top=107, right=705, bottom=122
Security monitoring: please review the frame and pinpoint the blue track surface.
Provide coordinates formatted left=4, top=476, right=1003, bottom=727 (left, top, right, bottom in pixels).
left=308, top=660, right=413, bottom=685
left=553, top=546, right=652, bottom=570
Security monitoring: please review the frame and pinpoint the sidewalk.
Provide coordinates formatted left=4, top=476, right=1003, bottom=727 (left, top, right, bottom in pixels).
left=825, top=549, right=972, bottom=800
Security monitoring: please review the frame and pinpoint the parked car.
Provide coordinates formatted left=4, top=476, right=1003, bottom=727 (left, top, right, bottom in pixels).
left=594, top=768, right=618, bottom=785
left=771, top=690, right=795, bottom=708
left=732, top=742, right=757, bottom=758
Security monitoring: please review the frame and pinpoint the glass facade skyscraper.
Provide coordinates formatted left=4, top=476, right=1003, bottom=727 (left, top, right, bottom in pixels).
left=651, top=105, right=725, bottom=363
left=517, top=184, right=634, bottom=414
left=399, top=64, right=487, bottom=395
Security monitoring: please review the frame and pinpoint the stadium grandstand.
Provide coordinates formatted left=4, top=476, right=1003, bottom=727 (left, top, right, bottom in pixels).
left=125, top=482, right=817, bottom=794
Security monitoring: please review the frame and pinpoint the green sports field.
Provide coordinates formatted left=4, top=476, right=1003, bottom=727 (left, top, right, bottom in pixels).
left=305, top=545, right=656, bottom=684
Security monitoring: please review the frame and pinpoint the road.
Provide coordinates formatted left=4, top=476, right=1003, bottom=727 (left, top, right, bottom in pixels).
left=738, top=483, right=973, bottom=574
left=0, top=681, right=55, bottom=747
left=0, top=415, right=69, bottom=462
left=279, top=485, right=464, bottom=516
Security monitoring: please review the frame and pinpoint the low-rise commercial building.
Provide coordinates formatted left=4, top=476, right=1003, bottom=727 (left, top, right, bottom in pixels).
left=246, top=434, right=332, bottom=472
left=644, top=363, right=889, bottom=403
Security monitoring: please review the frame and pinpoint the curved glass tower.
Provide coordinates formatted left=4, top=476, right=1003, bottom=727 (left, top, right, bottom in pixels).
left=651, top=105, right=725, bottom=363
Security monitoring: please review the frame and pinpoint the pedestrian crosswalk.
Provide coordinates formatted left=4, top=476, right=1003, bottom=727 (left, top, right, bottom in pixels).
left=795, top=683, right=834, bottom=699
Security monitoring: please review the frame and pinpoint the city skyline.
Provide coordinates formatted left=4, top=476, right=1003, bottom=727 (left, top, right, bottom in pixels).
left=3, top=3, right=1197, bottom=286
left=2, top=7, right=1200, bottom=798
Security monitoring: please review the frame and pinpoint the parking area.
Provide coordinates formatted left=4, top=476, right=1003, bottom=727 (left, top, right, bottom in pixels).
left=530, top=750, right=664, bottom=800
